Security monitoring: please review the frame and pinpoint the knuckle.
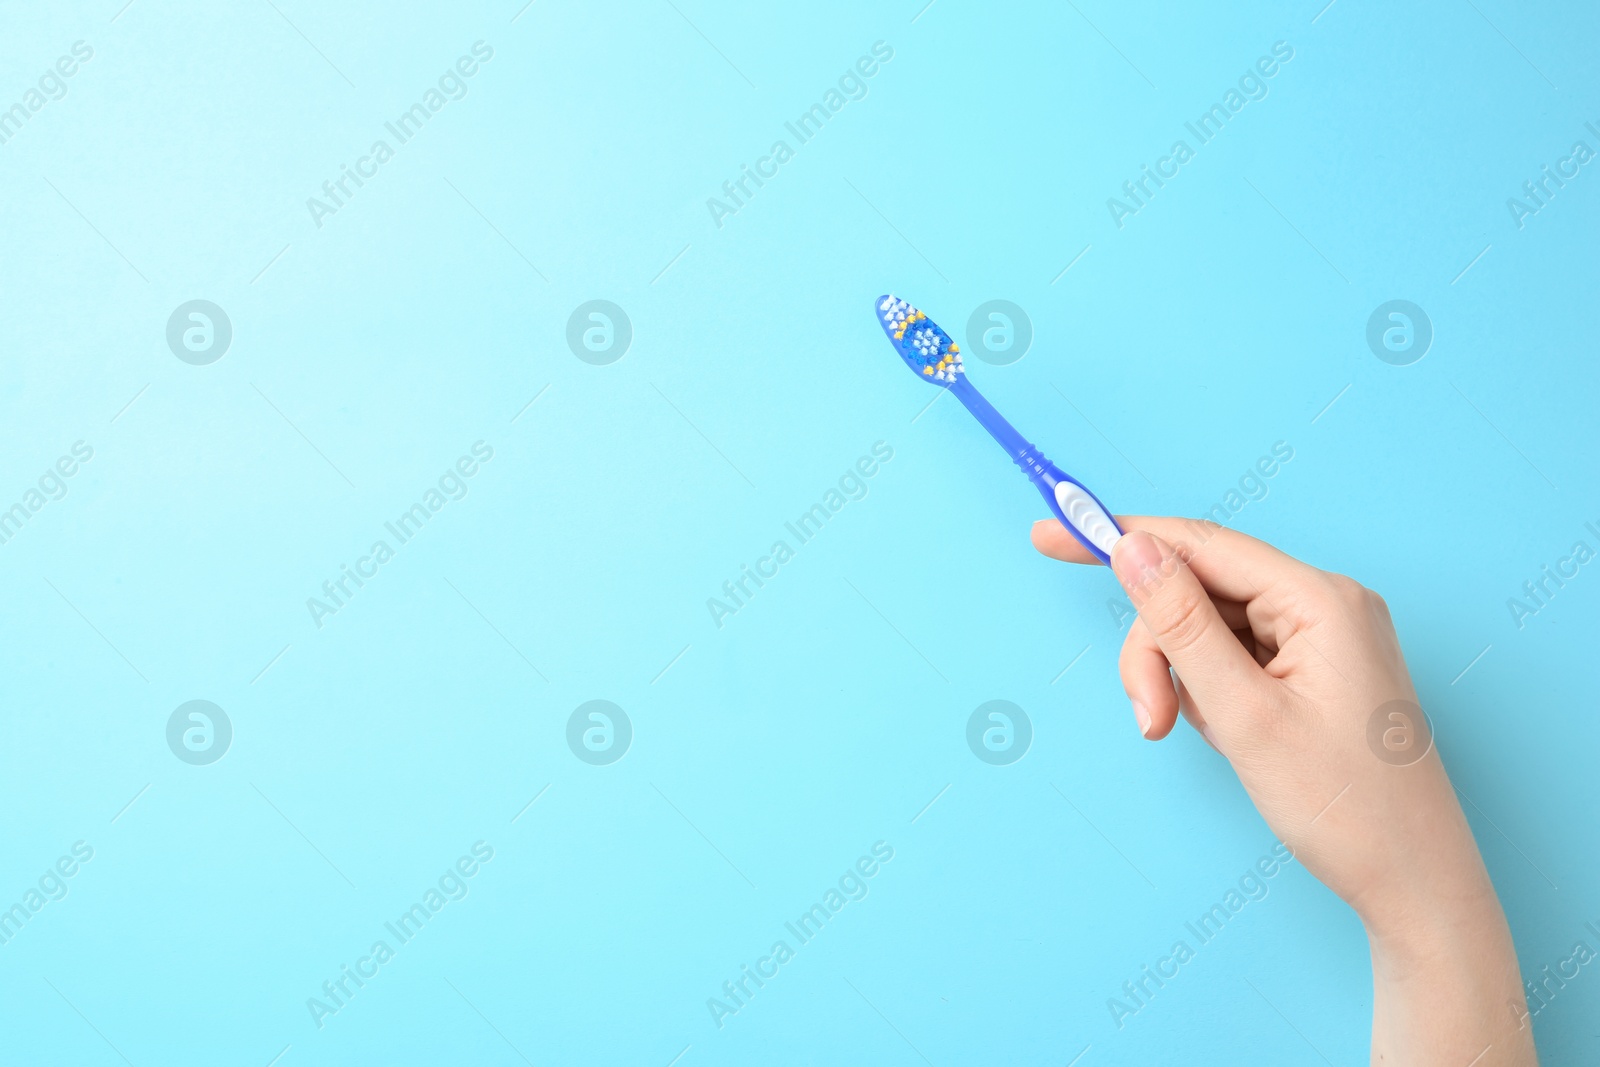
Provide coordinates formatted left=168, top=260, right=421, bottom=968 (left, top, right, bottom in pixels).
left=1149, top=589, right=1212, bottom=653
left=1328, top=573, right=1361, bottom=595
left=1320, top=572, right=1367, bottom=606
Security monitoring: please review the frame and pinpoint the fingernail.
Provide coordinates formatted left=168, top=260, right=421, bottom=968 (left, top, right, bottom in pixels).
left=1132, top=699, right=1152, bottom=737
left=1110, top=531, right=1163, bottom=586
left=1201, top=725, right=1219, bottom=752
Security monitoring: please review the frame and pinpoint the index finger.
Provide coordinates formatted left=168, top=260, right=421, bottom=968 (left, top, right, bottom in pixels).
left=1031, top=514, right=1310, bottom=604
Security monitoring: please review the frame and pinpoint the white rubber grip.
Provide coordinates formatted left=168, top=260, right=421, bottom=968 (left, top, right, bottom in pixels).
left=1054, top=482, right=1121, bottom=558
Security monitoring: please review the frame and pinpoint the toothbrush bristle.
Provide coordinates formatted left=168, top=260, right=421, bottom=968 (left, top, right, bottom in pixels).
left=875, top=294, right=964, bottom=387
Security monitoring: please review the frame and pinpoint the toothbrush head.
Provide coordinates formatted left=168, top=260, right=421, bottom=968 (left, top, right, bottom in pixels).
left=875, top=294, right=964, bottom=387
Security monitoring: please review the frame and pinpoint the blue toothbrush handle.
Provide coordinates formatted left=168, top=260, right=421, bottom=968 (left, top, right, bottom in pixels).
left=1037, top=464, right=1123, bottom=565
left=949, top=377, right=1124, bottom=565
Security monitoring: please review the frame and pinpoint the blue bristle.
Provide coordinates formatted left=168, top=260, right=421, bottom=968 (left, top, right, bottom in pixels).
left=874, top=294, right=964, bottom=386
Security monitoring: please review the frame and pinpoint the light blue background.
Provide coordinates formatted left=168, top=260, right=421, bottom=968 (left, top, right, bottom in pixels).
left=1, top=1, right=1596, bottom=1064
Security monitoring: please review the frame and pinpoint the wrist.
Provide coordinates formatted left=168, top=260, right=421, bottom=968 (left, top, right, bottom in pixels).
left=1363, top=883, right=1513, bottom=977
left=1363, top=890, right=1536, bottom=1066
left=1344, top=785, right=1507, bottom=963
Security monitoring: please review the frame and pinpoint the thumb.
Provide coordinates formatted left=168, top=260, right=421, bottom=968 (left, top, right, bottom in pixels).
left=1111, top=530, right=1264, bottom=710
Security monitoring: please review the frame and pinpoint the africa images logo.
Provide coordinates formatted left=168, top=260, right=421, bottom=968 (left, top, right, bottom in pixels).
left=1106, top=41, right=1295, bottom=229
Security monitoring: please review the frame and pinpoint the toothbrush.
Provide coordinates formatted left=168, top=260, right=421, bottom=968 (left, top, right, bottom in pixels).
left=874, top=294, right=1124, bottom=565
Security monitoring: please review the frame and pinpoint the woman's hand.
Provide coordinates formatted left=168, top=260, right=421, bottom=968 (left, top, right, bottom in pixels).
left=1032, top=515, right=1537, bottom=1067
